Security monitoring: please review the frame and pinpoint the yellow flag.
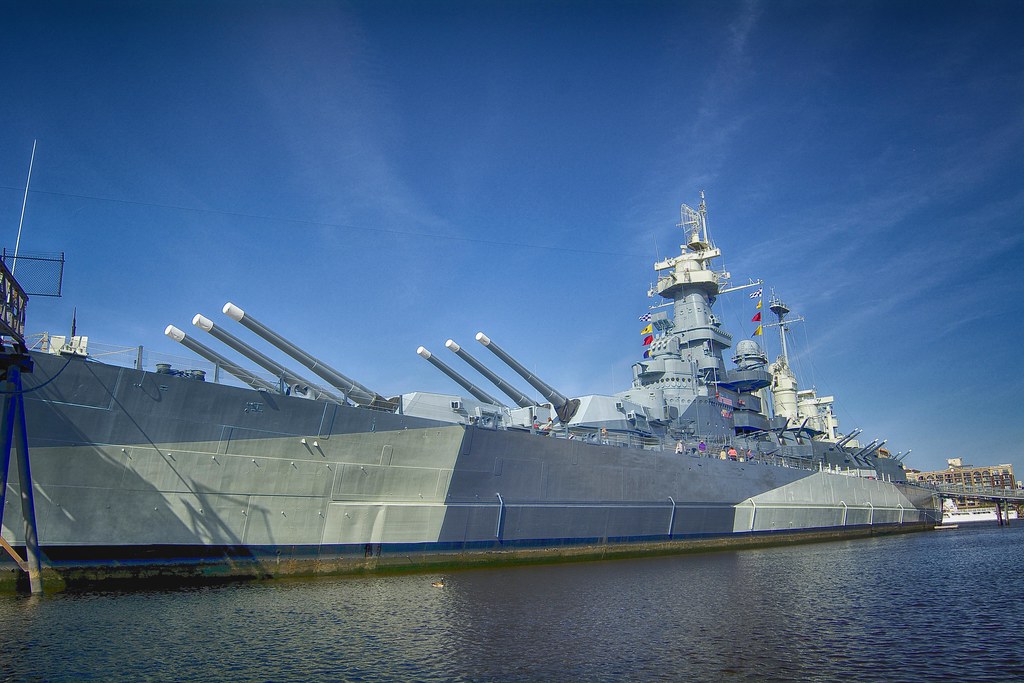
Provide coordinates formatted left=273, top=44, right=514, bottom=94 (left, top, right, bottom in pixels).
left=640, top=324, right=653, bottom=335
left=756, top=299, right=762, bottom=310
left=753, top=325, right=762, bottom=336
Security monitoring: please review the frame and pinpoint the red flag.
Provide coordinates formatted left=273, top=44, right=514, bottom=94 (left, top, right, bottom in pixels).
left=642, top=335, right=653, bottom=346
left=751, top=311, right=761, bottom=322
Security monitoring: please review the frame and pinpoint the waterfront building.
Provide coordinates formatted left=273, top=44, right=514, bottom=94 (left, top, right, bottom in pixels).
left=906, top=459, right=1017, bottom=508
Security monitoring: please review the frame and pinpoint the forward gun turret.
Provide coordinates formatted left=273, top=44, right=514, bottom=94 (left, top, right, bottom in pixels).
left=222, top=303, right=394, bottom=411
left=417, top=346, right=506, bottom=407
left=164, top=324, right=278, bottom=393
left=192, top=314, right=343, bottom=403
left=445, top=339, right=536, bottom=409
left=475, top=332, right=580, bottom=422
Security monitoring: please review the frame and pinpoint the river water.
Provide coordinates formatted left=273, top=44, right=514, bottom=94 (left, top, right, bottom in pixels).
left=2, top=523, right=1022, bottom=682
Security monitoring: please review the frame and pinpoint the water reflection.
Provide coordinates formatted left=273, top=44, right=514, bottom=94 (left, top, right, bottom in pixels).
left=2, top=525, right=1023, bottom=682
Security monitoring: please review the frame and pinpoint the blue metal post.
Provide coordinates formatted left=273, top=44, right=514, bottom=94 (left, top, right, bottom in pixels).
left=0, top=389, right=15, bottom=526
left=9, top=363, right=42, bottom=592
left=0, top=360, right=42, bottom=593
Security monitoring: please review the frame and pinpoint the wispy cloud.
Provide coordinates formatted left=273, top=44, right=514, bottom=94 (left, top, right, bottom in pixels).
left=683, top=0, right=763, bottom=187
left=625, top=2, right=764, bottom=256
left=791, top=186, right=1024, bottom=359
left=238, top=6, right=453, bottom=240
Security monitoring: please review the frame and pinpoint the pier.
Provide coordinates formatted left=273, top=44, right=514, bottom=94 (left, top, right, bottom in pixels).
left=912, top=482, right=1024, bottom=526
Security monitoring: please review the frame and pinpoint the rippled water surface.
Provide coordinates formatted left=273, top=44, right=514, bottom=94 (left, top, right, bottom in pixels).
left=3, top=524, right=1023, bottom=682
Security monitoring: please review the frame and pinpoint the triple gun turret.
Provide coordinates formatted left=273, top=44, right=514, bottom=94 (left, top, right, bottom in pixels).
left=167, top=303, right=394, bottom=410
left=417, top=331, right=580, bottom=424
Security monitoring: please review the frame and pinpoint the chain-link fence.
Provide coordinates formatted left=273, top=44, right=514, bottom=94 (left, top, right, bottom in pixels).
left=1, top=249, right=64, bottom=297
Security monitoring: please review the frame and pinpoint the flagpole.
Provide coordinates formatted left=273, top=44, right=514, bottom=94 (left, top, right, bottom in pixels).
left=13, top=139, right=38, bottom=277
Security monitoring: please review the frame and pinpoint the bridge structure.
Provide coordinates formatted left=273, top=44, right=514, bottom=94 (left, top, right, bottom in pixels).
left=909, top=481, right=1024, bottom=526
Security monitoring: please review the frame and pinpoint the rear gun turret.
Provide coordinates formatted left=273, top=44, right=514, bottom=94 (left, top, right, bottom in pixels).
left=853, top=438, right=886, bottom=460
left=835, top=429, right=862, bottom=449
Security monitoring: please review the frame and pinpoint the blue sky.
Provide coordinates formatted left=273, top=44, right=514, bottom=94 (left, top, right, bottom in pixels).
left=2, top=0, right=1023, bottom=477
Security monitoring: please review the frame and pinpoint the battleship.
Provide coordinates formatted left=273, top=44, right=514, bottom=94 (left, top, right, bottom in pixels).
left=1, top=195, right=942, bottom=590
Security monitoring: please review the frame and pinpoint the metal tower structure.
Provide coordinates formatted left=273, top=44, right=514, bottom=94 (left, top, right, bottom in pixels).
left=0, top=259, right=43, bottom=593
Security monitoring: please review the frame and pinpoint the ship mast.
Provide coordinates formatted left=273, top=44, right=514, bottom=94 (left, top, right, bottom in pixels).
left=763, top=292, right=807, bottom=429
left=647, top=197, right=730, bottom=389
left=623, top=194, right=774, bottom=441
left=769, top=294, right=791, bottom=366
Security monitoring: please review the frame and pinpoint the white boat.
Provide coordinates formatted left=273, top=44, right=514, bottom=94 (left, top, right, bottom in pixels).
left=941, top=501, right=1018, bottom=524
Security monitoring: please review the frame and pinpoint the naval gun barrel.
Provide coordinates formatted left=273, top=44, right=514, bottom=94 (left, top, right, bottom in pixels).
left=851, top=439, right=886, bottom=467
left=417, top=347, right=506, bottom=407
left=164, top=325, right=278, bottom=393
left=444, top=339, right=536, bottom=409
left=851, top=439, right=880, bottom=459
left=475, top=332, right=579, bottom=422
left=836, top=429, right=862, bottom=449
left=223, top=303, right=389, bottom=409
left=192, top=314, right=344, bottom=403
left=864, top=439, right=887, bottom=457
left=828, top=429, right=860, bottom=454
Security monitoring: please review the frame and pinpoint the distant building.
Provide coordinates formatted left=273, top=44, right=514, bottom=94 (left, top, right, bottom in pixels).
left=906, top=459, right=1017, bottom=508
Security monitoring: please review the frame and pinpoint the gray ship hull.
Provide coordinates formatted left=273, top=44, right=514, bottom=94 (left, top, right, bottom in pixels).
left=1, top=351, right=940, bottom=588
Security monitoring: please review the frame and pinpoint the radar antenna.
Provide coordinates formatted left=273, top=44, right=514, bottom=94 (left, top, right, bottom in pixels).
left=679, top=190, right=710, bottom=250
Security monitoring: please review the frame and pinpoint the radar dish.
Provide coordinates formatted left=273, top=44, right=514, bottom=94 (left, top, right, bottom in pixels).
left=679, top=204, right=706, bottom=248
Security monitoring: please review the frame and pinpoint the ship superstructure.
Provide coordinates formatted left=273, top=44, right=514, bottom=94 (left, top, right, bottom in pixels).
left=618, top=194, right=771, bottom=440
left=397, top=193, right=875, bottom=472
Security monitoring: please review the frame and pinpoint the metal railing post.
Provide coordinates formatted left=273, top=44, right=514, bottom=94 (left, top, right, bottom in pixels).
left=495, top=492, right=505, bottom=540
left=667, top=497, right=676, bottom=537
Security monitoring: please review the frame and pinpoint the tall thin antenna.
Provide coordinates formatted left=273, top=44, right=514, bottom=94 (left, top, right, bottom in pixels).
left=699, top=190, right=708, bottom=243
left=13, top=139, right=38, bottom=276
